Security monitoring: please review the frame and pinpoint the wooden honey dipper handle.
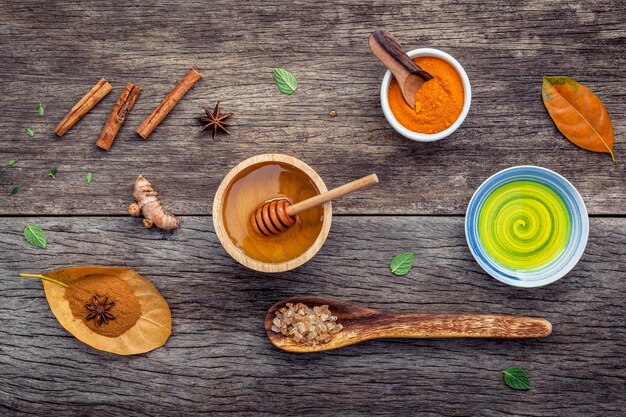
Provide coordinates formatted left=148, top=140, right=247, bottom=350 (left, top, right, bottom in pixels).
left=285, top=174, right=379, bottom=217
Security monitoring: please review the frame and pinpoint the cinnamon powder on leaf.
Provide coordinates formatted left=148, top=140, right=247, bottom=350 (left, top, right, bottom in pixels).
left=29, top=266, right=171, bottom=355
left=64, top=274, right=141, bottom=337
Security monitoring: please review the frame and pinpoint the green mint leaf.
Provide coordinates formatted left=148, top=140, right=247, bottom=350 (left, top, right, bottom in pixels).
left=8, top=159, right=17, bottom=167
left=10, top=186, right=19, bottom=195
left=273, top=68, right=298, bottom=94
left=24, top=224, right=47, bottom=248
left=390, top=251, right=414, bottom=276
left=26, top=128, right=34, bottom=137
left=86, top=171, right=93, bottom=183
left=48, top=166, right=58, bottom=179
left=503, top=367, right=531, bottom=390
left=38, top=103, right=45, bottom=117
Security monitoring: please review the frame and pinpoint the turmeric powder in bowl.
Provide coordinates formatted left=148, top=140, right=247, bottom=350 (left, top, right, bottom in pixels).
left=388, top=56, right=465, bottom=134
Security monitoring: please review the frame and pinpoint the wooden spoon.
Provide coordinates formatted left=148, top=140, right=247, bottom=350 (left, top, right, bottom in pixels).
left=369, top=29, right=434, bottom=109
left=265, top=296, right=552, bottom=353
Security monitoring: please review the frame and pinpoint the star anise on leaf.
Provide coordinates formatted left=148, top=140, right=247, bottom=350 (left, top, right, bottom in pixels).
left=85, top=295, right=115, bottom=326
left=196, top=101, right=233, bottom=139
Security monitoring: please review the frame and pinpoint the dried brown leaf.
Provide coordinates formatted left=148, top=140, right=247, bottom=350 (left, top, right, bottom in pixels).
left=41, top=266, right=171, bottom=355
left=542, top=76, right=615, bottom=162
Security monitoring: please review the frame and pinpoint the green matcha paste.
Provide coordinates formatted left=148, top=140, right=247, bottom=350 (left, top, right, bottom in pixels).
left=478, top=180, right=570, bottom=271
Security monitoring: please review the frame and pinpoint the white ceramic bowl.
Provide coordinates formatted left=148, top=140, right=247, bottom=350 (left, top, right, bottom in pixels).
left=380, top=48, right=471, bottom=142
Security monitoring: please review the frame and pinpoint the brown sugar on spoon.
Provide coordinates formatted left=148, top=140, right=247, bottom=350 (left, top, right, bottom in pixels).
left=128, top=175, right=179, bottom=231
left=271, top=303, right=343, bottom=346
left=265, top=296, right=553, bottom=353
left=251, top=173, right=379, bottom=236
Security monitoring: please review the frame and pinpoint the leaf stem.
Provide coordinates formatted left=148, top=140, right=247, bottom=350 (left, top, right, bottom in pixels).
left=19, top=273, right=68, bottom=288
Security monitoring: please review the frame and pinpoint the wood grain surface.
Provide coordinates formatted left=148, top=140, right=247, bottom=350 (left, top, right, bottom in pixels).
left=1, top=0, right=625, bottom=215
left=1, top=1, right=625, bottom=416
left=0, top=216, right=625, bottom=416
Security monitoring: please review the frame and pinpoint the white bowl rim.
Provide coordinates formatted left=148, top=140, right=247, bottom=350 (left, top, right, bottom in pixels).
left=464, top=165, right=589, bottom=288
left=380, top=47, right=472, bottom=142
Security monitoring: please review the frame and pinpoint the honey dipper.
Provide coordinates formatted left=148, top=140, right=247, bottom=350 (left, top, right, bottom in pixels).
left=251, top=174, right=379, bottom=236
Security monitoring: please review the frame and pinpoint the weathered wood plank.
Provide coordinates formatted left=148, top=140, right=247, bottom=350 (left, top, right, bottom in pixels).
left=1, top=1, right=625, bottom=215
left=0, top=216, right=624, bottom=416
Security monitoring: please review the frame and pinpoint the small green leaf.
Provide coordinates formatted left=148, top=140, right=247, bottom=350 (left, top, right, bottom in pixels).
left=10, top=186, right=19, bottom=195
left=38, top=103, right=45, bottom=117
left=8, top=159, right=17, bottom=167
left=390, top=251, right=414, bottom=276
left=48, top=166, right=58, bottom=179
left=86, top=171, right=93, bottom=183
left=273, top=68, right=298, bottom=94
left=26, top=128, right=34, bottom=137
left=24, top=224, right=47, bottom=248
left=503, top=367, right=531, bottom=390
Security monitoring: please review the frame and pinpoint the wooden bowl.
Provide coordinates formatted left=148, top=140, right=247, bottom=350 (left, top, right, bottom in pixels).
left=213, top=154, right=332, bottom=273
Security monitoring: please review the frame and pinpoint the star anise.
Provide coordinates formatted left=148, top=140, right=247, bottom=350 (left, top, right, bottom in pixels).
left=196, top=101, right=233, bottom=139
left=85, top=295, right=115, bottom=326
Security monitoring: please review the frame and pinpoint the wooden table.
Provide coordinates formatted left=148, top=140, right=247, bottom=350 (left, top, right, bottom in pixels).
left=1, top=1, right=624, bottom=415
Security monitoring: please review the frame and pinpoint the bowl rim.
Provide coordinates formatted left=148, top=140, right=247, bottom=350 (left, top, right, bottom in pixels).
left=212, top=153, right=332, bottom=273
left=465, top=165, right=589, bottom=288
left=380, top=47, right=472, bottom=142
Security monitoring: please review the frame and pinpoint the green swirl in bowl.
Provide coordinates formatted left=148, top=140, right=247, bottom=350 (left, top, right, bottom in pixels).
left=477, top=180, right=570, bottom=271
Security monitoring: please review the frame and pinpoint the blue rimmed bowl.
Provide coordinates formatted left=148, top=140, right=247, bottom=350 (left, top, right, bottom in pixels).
left=465, top=166, right=589, bottom=287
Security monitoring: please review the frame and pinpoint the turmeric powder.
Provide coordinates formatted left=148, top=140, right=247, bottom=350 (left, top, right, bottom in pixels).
left=388, top=56, right=464, bottom=134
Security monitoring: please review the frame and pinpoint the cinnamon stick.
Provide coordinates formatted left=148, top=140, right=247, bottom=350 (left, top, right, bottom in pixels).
left=95, top=83, right=141, bottom=150
left=54, top=78, right=112, bottom=136
left=135, top=68, right=203, bottom=140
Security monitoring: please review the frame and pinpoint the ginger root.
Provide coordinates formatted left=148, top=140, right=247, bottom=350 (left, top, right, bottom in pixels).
left=128, top=175, right=179, bottom=231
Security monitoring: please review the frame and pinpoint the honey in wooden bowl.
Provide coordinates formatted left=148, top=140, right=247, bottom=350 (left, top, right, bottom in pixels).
left=213, top=154, right=332, bottom=273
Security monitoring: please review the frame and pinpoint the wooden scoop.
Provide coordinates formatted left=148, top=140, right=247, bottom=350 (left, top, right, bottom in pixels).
left=265, top=296, right=552, bottom=353
left=251, top=174, right=378, bottom=236
left=369, top=29, right=434, bottom=109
